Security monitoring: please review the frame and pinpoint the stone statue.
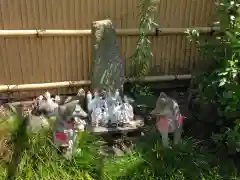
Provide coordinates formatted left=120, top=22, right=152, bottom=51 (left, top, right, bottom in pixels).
left=53, top=100, right=88, bottom=159
left=151, top=92, right=184, bottom=147
left=87, top=89, right=134, bottom=128
left=64, top=88, right=86, bottom=105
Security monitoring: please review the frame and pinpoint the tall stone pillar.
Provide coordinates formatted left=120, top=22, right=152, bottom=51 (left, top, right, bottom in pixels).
left=91, top=19, right=125, bottom=93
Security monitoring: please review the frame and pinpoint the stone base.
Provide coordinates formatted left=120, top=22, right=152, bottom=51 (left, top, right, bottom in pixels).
left=87, top=115, right=144, bottom=135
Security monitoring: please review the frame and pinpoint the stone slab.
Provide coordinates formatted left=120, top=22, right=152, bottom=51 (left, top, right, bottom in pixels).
left=91, top=19, right=125, bottom=92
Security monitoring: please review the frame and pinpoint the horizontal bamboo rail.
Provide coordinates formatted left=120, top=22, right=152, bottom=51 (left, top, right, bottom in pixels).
left=0, top=81, right=91, bottom=92
left=0, top=27, right=221, bottom=37
left=0, top=75, right=191, bottom=92
left=128, top=74, right=192, bottom=83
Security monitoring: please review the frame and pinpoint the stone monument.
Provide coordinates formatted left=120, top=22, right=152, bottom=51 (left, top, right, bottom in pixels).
left=91, top=19, right=125, bottom=93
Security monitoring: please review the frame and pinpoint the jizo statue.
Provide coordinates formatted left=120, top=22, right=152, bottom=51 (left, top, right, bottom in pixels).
left=150, top=92, right=184, bottom=147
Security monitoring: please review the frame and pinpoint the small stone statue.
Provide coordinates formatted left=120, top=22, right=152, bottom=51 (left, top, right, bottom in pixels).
left=87, top=89, right=135, bottom=128
left=64, top=88, right=86, bottom=106
left=54, top=95, right=61, bottom=105
left=150, top=92, right=184, bottom=147
left=32, top=91, right=59, bottom=117
left=53, top=100, right=88, bottom=159
left=29, top=92, right=59, bottom=132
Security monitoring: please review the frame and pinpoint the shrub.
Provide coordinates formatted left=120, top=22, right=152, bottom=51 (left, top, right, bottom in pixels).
left=186, top=0, right=240, bottom=154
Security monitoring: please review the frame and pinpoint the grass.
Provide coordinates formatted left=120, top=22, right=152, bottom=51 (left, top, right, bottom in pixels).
left=0, top=115, right=240, bottom=180
left=104, top=134, right=239, bottom=180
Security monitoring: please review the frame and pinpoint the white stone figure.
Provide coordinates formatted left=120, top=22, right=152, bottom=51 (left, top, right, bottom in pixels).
left=114, top=89, right=122, bottom=105
left=105, top=90, right=117, bottom=124
left=123, top=95, right=134, bottom=122
left=86, top=91, right=93, bottom=110
left=102, top=100, right=109, bottom=125
left=88, top=90, right=104, bottom=127
left=91, top=106, right=102, bottom=127
left=113, top=103, right=122, bottom=125
left=105, top=90, right=120, bottom=125
left=88, top=89, right=135, bottom=127
left=43, top=91, right=58, bottom=107
left=87, top=91, right=98, bottom=112
left=32, top=92, right=59, bottom=117
left=38, top=95, right=43, bottom=101
left=107, top=92, right=134, bottom=126
left=150, top=92, right=184, bottom=148
left=123, top=103, right=134, bottom=123
left=74, top=117, right=87, bottom=132
left=44, top=91, right=51, bottom=100
left=94, top=90, right=99, bottom=99
left=114, top=89, right=120, bottom=100
left=54, top=95, right=61, bottom=105
left=115, top=102, right=134, bottom=125
left=77, top=88, right=86, bottom=96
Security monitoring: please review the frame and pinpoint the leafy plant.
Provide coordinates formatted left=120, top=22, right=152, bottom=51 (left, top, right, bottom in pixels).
left=186, top=0, right=240, bottom=154
left=1, top=115, right=240, bottom=179
left=130, top=84, right=153, bottom=96
left=129, top=0, right=159, bottom=79
left=126, top=0, right=159, bottom=98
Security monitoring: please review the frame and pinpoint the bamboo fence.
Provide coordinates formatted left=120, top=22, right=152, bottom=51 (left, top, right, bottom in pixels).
left=0, top=0, right=217, bottom=95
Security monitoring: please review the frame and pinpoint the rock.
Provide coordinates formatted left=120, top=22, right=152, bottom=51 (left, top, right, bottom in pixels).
left=91, top=19, right=125, bottom=92
left=28, top=114, right=50, bottom=132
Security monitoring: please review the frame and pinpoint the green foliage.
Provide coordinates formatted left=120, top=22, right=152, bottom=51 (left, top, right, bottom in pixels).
left=1, top=114, right=240, bottom=179
left=186, top=0, right=240, bottom=154
left=103, top=135, right=239, bottom=179
left=126, top=0, right=159, bottom=98
left=0, top=111, right=101, bottom=180
left=130, top=84, right=153, bottom=96
left=9, top=130, right=101, bottom=180
left=129, top=0, right=159, bottom=78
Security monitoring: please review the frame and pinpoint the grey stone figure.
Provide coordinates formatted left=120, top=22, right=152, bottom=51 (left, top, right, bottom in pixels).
left=150, top=92, right=184, bottom=147
left=53, top=100, right=88, bottom=160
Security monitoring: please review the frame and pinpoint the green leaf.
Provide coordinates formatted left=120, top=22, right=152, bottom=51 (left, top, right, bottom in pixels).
left=226, top=31, right=239, bottom=43
left=218, top=72, right=228, bottom=76
left=219, top=78, right=227, bottom=86
left=232, top=72, right=238, bottom=78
